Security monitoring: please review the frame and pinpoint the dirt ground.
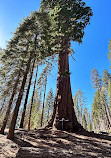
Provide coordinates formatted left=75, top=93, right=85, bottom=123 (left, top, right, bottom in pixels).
left=0, top=129, right=111, bottom=158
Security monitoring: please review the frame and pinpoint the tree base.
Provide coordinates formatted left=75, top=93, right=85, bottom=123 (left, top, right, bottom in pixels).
left=0, top=130, right=4, bottom=135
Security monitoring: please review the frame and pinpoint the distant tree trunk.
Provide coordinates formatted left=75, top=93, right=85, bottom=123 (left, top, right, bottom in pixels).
left=41, top=77, right=47, bottom=127
left=19, top=57, right=36, bottom=128
left=106, top=103, right=111, bottom=122
left=47, top=106, right=50, bottom=122
left=0, top=98, right=6, bottom=114
left=0, top=106, right=3, bottom=113
left=104, top=104, right=111, bottom=129
left=7, top=52, right=32, bottom=140
left=46, top=39, right=84, bottom=132
left=0, top=71, right=21, bottom=134
left=28, top=66, right=38, bottom=130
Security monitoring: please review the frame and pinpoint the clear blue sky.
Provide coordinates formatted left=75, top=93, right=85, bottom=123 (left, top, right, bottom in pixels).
left=0, top=0, right=111, bottom=112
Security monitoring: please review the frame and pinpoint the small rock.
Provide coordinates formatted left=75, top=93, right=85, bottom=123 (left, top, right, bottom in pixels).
left=11, top=145, right=17, bottom=149
left=56, top=140, right=62, bottom=144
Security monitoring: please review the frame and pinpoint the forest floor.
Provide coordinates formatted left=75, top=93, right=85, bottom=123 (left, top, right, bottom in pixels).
left=0, top=128, right=111, bottom=158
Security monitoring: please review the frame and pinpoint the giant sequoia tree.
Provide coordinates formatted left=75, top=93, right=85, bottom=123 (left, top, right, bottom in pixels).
left=0, top=0, right=93, bottom=140
left=41, top=0, right=92, bottom=131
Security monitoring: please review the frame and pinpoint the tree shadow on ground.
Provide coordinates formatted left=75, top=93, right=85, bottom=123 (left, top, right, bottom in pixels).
left=14, top=129, right=111, bottom=158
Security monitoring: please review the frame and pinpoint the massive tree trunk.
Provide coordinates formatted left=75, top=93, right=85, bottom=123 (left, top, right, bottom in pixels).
left=0, top=71, right=21, bottom=134
left=28, top=66, right=38, bottom=131
left=7, top=52, right=32, bottom=140
left=19, top=58, right=36, bottom=128
left=47, top=39, right=84, bottom=132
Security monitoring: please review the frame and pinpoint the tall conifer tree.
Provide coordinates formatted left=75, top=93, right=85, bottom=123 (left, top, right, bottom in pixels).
left=41, top=0, right=92, bottom=132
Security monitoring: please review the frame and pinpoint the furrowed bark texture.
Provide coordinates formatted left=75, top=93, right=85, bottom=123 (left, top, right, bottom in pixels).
left=0, top=71, right=21, bottom=134
left=7, top=52, right=32, bottom=140
left=47, top=39, right=83, bottom=132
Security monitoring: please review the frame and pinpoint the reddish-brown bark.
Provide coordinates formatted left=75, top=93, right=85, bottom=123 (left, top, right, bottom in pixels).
left=46, top=39, right=84, bottom=132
